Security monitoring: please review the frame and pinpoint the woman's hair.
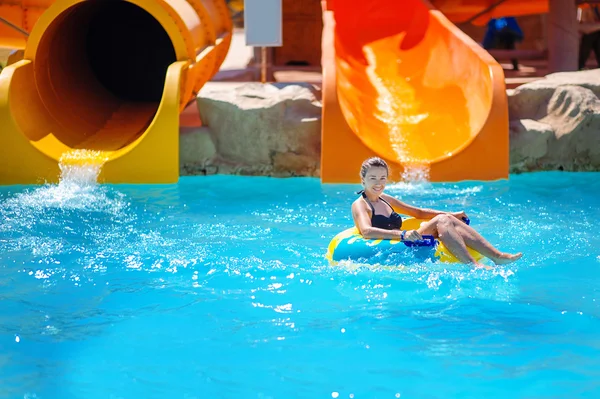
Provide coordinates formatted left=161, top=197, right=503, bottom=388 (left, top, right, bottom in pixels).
left=360, top=157, right=388, bottom=179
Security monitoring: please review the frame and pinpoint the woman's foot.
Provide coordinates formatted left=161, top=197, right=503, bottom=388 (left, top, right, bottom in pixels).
left=492, top=252, right=523, bottom=265
left=474, top=262, right=493, bottom=270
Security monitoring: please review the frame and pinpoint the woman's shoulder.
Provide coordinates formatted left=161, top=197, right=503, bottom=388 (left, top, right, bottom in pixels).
left=351, top=196, right=368, bottom=211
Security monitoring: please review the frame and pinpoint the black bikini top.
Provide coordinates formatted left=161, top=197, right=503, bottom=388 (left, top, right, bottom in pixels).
left=359, top=191, right=403, bottom=230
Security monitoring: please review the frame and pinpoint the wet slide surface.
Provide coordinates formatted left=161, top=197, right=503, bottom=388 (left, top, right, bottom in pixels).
left=333, top=0, right=494, bottom=164
left=321, top=0, right=508, bottom=182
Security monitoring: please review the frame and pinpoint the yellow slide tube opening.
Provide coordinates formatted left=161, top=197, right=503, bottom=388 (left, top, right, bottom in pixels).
left=0, top=0, right=232, bottom=184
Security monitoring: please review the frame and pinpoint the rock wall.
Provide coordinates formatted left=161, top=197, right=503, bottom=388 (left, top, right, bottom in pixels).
left=182, top=82, right=322, bottom=177
left=508, top=69, right=600, bottom=172
left=183, top=71, right=600, bottom=178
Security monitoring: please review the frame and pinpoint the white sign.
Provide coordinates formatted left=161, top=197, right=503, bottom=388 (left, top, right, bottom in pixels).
left=244, top=0, right=282, bottom=47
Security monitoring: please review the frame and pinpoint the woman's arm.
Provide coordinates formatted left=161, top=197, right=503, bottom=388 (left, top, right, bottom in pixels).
left=578, top=22, right=600, bottom=34
left=381, top=193, right=466, bottom=220
left=351, top=200, right=405, bottom=240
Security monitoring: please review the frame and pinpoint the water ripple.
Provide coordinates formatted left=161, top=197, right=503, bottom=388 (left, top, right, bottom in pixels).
left=1, top=172, right=600, bottom=398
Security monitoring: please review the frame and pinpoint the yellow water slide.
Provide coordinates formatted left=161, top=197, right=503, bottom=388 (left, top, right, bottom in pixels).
left=0, top=0, right=232, bottom=184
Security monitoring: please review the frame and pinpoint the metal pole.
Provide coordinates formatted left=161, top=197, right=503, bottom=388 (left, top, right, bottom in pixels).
left=0, top=16, right=29, bottom=37
left=464, top=0, right=509, bottom=24
left=548, top=0, right=578, bottom=72
left=260, top=46, right=267, bottom=83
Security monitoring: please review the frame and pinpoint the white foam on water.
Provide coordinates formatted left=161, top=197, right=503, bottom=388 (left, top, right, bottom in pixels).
left=2, top=150, right=126, bottom=215
left=58, top=149, right=109, bottom=187
left=385, top=180, right=483, bottom=197
left=400, top=163, right=431, bottom=184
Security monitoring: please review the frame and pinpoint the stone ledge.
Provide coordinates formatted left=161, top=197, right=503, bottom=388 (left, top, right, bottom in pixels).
left=508, top=69, right=600, bottom=173
left=185, top=82, right=322, bottom=177
left=180, top=71, right=600, bottom=178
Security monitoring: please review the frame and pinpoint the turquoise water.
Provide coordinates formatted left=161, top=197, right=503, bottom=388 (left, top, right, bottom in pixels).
left=1, top=172, right=600, bottom=399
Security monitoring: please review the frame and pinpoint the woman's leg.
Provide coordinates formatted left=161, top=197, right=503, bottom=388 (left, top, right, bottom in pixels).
left=579, top=33, right=595, bottom=70
left=417, top=215, right=522, bottom=265
left=447, top=216, right=523, bottom=264
left=592, top=31, right=600, bottom=68
left=505, top=37, right=519, bottom=71
left=497, top=30, right=519, bottom=70
left=417, top=215, right=485, bottom=267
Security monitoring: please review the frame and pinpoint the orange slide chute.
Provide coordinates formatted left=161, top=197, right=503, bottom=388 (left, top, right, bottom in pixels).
left=321, top=0, right=509, bottom=183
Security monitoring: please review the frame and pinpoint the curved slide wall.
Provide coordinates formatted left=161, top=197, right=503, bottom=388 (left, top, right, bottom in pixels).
left=0, top=0, right=232, bottom=184
left=321, top=0, right=509, bottom=183
left=431, top=0, right=549, bottom=25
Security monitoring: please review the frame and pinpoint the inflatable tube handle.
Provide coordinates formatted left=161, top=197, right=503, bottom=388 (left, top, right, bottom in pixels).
left=403, top=235, right=437, bottom=247
left=462, top=217, right=470, bottom=225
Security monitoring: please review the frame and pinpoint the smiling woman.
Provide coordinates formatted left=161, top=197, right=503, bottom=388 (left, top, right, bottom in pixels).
left=349, top=157, right=523, bottom=268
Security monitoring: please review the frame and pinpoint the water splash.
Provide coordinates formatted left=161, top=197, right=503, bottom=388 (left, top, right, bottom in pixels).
left=401, top=163, right=431, bottom=183
left=385, top=181, right=483, bottom=197
left=58, top=149, right=109, bottom=186
left=5, top=149, right=119, bottom=212
left=0, top=149, right=123, bottom=215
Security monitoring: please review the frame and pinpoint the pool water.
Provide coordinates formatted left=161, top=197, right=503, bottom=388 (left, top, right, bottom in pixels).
left=1, top=171, right=600, bottom=399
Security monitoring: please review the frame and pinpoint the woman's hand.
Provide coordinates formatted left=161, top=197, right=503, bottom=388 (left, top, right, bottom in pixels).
left=450, top=210, right=468, bottom=221
left=402, top=230, right=422, bottom=241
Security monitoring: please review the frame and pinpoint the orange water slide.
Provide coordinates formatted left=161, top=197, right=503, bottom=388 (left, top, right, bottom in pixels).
left=321, top=0, right=510, bottom=183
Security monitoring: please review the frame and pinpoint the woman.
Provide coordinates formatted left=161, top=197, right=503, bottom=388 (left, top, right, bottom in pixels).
left=578, top=4, right=600, bottom=70
left=482, top=17, right=524, bottom=71
left=351, top=157, right=522, bottom=269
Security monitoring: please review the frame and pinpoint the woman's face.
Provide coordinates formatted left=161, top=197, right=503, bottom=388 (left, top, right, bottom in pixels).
left=362, top=166, right=388, bottom=196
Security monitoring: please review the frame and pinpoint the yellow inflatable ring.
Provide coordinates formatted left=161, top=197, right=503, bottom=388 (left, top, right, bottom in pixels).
left=326, top=218, right=484, bottom=265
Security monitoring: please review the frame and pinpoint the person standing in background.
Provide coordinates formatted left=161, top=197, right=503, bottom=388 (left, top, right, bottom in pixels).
left=483, top=17, right=524, bottom=71
left=578, top=3, right=600, bottom=70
